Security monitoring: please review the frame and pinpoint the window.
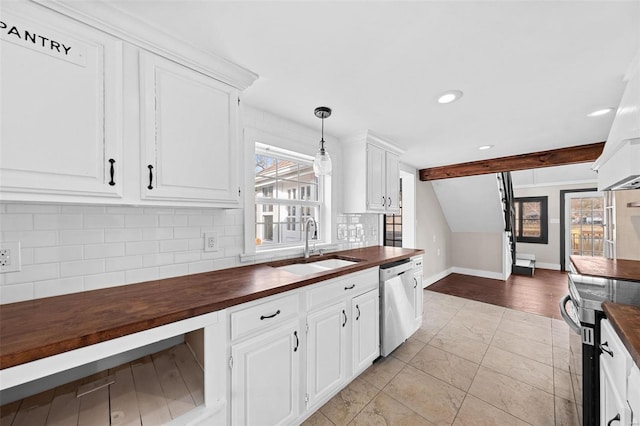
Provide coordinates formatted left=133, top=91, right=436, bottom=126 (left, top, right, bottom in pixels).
left=514, top=196, right=548, bottom=244
left=255, top=143, right=322, bottom=248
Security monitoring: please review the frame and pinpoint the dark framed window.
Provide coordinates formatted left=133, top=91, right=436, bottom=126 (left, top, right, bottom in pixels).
left=514, top=196, right=548, bottom=244
left=384, top=179, right=402, bottom=247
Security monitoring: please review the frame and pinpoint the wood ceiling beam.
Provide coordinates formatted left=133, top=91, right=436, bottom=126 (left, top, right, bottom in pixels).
left=419, top=142, right=605, bottom=181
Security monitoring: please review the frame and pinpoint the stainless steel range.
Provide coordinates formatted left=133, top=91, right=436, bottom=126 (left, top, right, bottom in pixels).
left=560, top=272, right=640, bottom=426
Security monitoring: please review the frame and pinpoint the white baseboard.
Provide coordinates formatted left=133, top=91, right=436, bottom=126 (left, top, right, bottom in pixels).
left=422, top=268, right=453, bottom=288
left=451, top=267, right=504, bottom=281
left=536, top=262, right=561, bottom=271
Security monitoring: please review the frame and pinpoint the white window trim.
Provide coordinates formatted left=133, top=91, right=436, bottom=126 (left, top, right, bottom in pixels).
left=242, top=127, right=332, bottom=262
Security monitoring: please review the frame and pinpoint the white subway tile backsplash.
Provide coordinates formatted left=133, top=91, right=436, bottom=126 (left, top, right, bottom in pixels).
left=84, top=214, right=125, bottom=229
left=159, top=263, right=189, bottom=279
left=34, top=246, right=84, bottom=263
left=125, top=215, right=158, bottom=228
left=84, top=243, right=125, bottom=259
left=174, top=251, right=201, bottom=264
left=125, top=267, right=159, bottom=284
left=143, top=253, right=174, bottom=267
left=142, top=228, right=174, bottom=240
left=34, top=277, right=84, bottom=299
left=21, top=248, right=34, bottom=265
left=0, top=283, right=34, bottom=304
left=0, top=214, right=33, bottom=231
left=105, top=228, right=142, bottom=243
left=83, top=271, right=126, bottom=291
left=143, top=207, right=175, bottom=215
left=59, top=229, right=104, bottom=246
left=34, top=214, right=82, bottom=230
left=188, top=215, right=213, bottom=227
left=1, top=230, right=58, bottom=247
left=224, top=225, right=243, bottom=236
left=61, top=259, right=105, bottom=278
left=106, top=255, right=143, bottom=272
left=188, top=260, right=215, bottom=274
left=61, top=205, right=106, bottom=214
left=174, top=227, right=201, bottom=239
left=159, top=215, right=188, bottom=227
left=107, top=206, right=144, bottom=215
left=125, top=241, right=159, bottom=256
left=160, top=239, right=190, bottom=253
left=5, top=263, right=59, bottom=285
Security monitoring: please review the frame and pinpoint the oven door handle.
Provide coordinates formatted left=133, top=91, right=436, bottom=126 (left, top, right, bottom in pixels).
left=559, top=294, right=581, bottom=335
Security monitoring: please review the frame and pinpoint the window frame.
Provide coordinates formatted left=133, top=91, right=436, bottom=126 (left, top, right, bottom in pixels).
left=254, top=142, right=325, bottom=251
left=514, top=196, right=548, bottom=244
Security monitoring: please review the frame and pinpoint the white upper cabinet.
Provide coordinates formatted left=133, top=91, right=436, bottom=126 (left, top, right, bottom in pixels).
left=140, top=52, right=241, bottom=205
left=0, top=3, right=123, bottom=201
left=344, top=131, right=404, bottom=214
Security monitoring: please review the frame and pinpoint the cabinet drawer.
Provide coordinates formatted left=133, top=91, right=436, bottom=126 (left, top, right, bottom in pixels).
left=231, top=294, right=299, bottom=341
left=600, top=319, right=630, bottom=395
left=306, top=268, right=378, bottom=310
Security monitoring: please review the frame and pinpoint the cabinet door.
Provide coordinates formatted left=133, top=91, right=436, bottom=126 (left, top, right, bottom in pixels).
left=307, top=301, right=348, bottom=408
left=0, top=4, right=123, bottom=200
left=231, top=319, right=300, bottom=426
left=366, top=144, right=387, bottom=212
left=385, top=151, right=401, bottom=212
left=599, top=359, right=629, bottom=426
left=140, top=52, right=240, bottom=205
left=352, top=290, right=379, bottom=375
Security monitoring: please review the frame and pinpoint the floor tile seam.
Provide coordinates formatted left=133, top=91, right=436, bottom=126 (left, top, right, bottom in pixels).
left=465, top=380, right=538, bottom=426
left=495, top=327, right=553, bottom=347
left=497, top=318, right=554, bottom=335
left=406, top=352, right=480, bottom=394
left=376, top=386, right=436, bottom=425
left=341, top=386, right=382, bottom=426
left=424, top=341, right=486, bottom=366
left=479, top=358, right=555, bottom=396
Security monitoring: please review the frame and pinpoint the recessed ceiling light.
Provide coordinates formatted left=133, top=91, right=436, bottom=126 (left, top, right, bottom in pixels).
left=478, top=145, right=494, bottom=150
left=587, top=108, right=614, bottom=117
left=438, top=90, right=463, bottom=104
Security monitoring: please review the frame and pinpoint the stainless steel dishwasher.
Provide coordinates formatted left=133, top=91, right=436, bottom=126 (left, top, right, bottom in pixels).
left=379, top=259, right=418, bottom=357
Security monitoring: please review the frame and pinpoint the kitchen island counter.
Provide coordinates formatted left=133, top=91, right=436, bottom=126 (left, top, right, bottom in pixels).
left=570, top=255, right=640, bottom=282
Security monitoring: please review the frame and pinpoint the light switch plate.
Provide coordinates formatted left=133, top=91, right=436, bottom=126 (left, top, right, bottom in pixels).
left=0, top=241, right=22, bottom=273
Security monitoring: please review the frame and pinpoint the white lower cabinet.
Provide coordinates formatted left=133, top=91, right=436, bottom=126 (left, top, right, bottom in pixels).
left=306, top=300, right=348, bottom=408
left=228, top=267, right=380, bottom=425
left=352, top=289, right=380, bottom=375
left=230, top=318, right=300, bottom=426
left=599, top=319, right=634, bottom=426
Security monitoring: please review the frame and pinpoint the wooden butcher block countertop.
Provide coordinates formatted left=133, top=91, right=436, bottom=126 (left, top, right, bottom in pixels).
left=0, top=246, right=423, bottom=370
left=570, top=255, right=640, bottom=282
left=602, top=302, right=640, bottom=368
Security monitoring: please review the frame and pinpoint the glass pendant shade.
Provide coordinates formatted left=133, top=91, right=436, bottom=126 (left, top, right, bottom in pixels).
left=313, top=106, right=333, bottom=177
left=313, top=147, right=332, bottom=176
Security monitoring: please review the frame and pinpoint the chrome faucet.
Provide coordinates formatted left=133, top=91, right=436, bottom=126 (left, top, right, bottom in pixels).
left=304, top=217, right=318, bottom=259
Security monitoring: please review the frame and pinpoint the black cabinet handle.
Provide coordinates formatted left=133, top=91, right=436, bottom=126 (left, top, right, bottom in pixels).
left=342, top=309, right=347, bottom=327
left=147, top=165, right=154, bottom=190
left=600, top=341, right=614, bottom=357
left=382, top=196, right=386, bottom=207
left=356, top=305, right=361, bottom=321
left=293, top=331, right=299, bottom=352
left=388, top=197, right=391, bottom=207
left=108, top=159, right=116, bottom=186
left=344, top=284, right=355, bottom=291
left=260, top=309, right=281, bottom=320
left=413, top=277, right=418, bottom=288
left=607, top=413, right=620, bottom=426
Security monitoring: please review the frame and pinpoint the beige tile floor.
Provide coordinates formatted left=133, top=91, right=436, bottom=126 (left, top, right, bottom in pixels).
left=303, top=289, right=581, bottom=426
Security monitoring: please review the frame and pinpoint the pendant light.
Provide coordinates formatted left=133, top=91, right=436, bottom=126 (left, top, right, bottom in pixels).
left=313, top=106, right=332, bottom=176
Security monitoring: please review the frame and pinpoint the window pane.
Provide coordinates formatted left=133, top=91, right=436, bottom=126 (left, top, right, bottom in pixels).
left=522, top=201, right=541, bottom=238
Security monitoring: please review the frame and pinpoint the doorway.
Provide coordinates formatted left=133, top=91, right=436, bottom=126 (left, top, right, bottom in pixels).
left=561, top=190, right=604, bottom=270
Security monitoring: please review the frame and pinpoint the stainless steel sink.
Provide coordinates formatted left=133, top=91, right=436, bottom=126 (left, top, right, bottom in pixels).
left=272, top=258, right=359, bottom=276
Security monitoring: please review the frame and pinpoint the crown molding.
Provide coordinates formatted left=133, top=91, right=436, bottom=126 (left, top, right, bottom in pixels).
left=30, top=0, right=258, bottom=90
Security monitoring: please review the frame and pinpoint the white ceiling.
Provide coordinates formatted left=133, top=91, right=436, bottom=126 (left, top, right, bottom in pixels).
left=109, top=0, right=640, bottom=170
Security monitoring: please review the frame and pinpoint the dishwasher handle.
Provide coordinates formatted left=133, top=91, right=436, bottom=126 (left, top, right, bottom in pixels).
left=559, top=295, right=581, bottom=335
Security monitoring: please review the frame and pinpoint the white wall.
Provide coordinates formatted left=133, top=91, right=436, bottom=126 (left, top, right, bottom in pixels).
left=615, top=188, right=640, bottom=260
left=415, top=181, right=451, bottom=285
left=451, top=232, right=504, bottom=278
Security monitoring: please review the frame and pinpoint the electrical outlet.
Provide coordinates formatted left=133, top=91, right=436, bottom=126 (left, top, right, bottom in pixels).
left=0, top=241, right=22, bottom=273
left=204, top=232, right=219, bottom=252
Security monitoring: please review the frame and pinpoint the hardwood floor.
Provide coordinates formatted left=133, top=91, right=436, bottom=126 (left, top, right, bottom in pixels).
left=427, top=269, right=568, bottom=320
